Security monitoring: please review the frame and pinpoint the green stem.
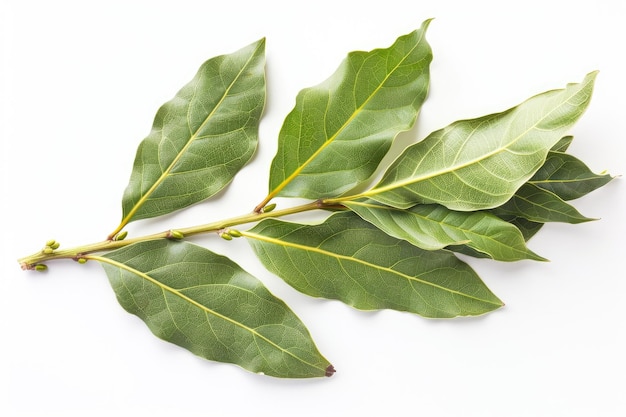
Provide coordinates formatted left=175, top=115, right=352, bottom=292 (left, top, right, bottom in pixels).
left=18, top=201, right=325, bottom=270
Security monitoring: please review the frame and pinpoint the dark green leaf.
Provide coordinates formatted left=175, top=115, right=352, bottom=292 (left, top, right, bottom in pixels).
left=267, top=21, right=432, bottom=200
left=120, top=39, right=265, bottom=225
left=345, top=200, right=545, bottom=261
left=529, top=151, right=613, bottom=200
left=246, top=212, right=503, bottom=318
left=492, top=183, right=595, bottom=223
left=508, top=216, right=545, bottom=241
left=99, top=240, right=332, bottom=378
left=552, top=135, right=574, bottom=152
left=365, top=72, right=597, bottom=210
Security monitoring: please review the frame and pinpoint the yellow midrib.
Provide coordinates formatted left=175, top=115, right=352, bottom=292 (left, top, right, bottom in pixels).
left=242, top=230, right=502, bottom=306
left=93, top=254, right=326, bottom=375
left=365, top=76, right=594, bottom=199
left=122, top=43, right=262, bottom=226
left=269, top=28, right=428, bottom=198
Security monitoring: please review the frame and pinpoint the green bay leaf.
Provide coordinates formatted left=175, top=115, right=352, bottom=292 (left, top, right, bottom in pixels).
left=246, top=212, right=503, bottom=318
left=366, top=72, right=597, bottom=211
left=119, top=39, right=265, bottom=229
left=99, top=240, right=332, bottom=378
left=491, top=183, right=595, bottom=223
left=528, top=151, right=613, bottom=200
left=267, top=20, right=432, bottom=200
left=345, top=200, right=545, bottom=262
left=551, top=135, right=574, bottom=153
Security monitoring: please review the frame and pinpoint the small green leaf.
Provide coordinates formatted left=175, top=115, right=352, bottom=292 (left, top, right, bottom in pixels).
left=448, top=216, right=545, bottom=257
left=492, top=183, right=595, bottom=223
left=345, top=200, right=545, bottom=261
left=99, top=240, right=332, bottom=378
left=366, top=72, right=597, bottom=210
left=552, top=135, right=574, bottom=153
left=247, top=212, right=503, bottom=318
left=120, top=39, right=265, bottom=225
left=528, top=151, right=613, bottom=200
left=267, top=20, right=432, bottom=199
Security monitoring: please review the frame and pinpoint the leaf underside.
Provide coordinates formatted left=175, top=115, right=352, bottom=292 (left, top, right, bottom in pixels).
left=120, top=39, right=266, bottom=224
left=368, top=72, right=598, bottom=211
left=268, top=20, right=433, bottom=199
left=345, top=200, right=545, bottom=261
left=451, top=139, right=612, bottom=256
left=100, top=240, right=332, bottom=378
left=247, top=212, right=503, bottom=318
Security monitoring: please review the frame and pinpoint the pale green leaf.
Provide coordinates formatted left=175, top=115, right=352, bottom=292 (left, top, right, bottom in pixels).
left=98, top=240, right=333, bottom=378
left=492, top=183, right=594, bottom=223
left=267, top=21, right=432, bottom=200
left=120, top=39, right=265, bottom=225
left=448, top=217, right=545, bottom=258
left=344, top=200, right=545, bottom=261
left=246, top=212, right=503, bottom=318
left=366, top=72, right=597, bottom=210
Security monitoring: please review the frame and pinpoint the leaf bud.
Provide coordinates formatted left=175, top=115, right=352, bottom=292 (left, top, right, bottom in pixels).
left=169, top=230, right=184, bottom=239
left=77, top=258, right=87, bottom=264
left=50, top=241, right=61, bottom=250
left=228, top=229, right=242, bottom=238
left=35, top=264, right=48, bottom=272
left=263, top=203, right=277, bottom=213
left=43, top=247, right=54, bottom=254
left=220, top=232, right=233, bottom=241
left=115, top=231, right=128, bottom=241
left=45, top=239, right=56, bottom=247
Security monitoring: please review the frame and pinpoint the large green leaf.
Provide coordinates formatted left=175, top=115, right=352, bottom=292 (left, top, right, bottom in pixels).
left=491, top=183, right=595, bottom=223
left=528, top=151, right=612, bottom=200
left=266, top=21, right=432, bottom=200
left=119, top=39, right=265, bottom=227
left=98, top=240, right=333, bottom=378
left=344, top=200, right=545, bottom=261
left=365, top=72, right=597, bottom=211
left=246, top=212, right=503, bottom=318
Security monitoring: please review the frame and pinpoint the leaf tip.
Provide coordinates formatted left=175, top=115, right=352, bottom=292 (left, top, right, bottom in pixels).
left=529, top=251, right=549, bottom=262
left=325, top=364, right=336, bottom=377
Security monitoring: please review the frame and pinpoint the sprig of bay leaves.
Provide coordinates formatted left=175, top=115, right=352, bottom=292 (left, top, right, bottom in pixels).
left=18, top=20, right=612, bottom=378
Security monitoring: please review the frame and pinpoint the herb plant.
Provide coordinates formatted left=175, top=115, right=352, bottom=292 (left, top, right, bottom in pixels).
left=18, top=20, right=612, bottom=378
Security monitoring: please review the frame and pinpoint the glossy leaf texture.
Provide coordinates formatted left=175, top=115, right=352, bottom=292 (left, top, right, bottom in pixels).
left=120, top=39, right=265, bottom=225
left=366, top=72, right=597, bottom=211
left=98, top=240, right=332, bottom=378
left=344, top=200, right=545, bottom=261
left=267, top=20, right=432, bottom=200
left=246, top=212, right=503, bottom=318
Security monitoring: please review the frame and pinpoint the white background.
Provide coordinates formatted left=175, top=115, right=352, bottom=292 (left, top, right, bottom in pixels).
left=2, top=1, right=625, bottom=416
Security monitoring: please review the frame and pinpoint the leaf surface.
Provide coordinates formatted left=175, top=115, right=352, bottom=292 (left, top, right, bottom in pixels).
left=99, top=240, right=332, bottom=378
left=344, top=200, right=545, bottom=261
left=491, top=183, right=594, bottom=223
left=267, top=21, right=432, bottom=200
left=366, top=72, right=597, bottom=210
left=528, top=151, right=612, bottom=200
left=120, top=39, right=265, bottom=225
left=246, top=212, right=503, bottom=318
